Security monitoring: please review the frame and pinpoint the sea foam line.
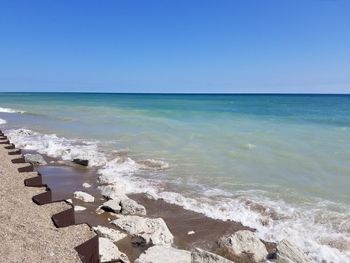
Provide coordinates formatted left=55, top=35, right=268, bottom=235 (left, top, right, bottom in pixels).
left=0, top=118, right=6, bottom=125
left=0, top=107, right=25, bottom=114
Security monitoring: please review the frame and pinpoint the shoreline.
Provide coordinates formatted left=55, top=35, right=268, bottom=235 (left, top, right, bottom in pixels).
left=0, top=125, right=329, bottom=262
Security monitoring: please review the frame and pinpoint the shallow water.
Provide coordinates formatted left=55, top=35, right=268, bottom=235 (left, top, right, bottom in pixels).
left=1, top=92, right=349, bottom=262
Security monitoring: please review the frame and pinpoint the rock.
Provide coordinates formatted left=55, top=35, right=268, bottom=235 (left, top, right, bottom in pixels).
left=24, top=154, right=47, bottom=165
left=101, top=199, right=122, bottom=213
left=65, top=198, right=73, bottom=204
left=73, top=191, right=95, bottom=202
left=191, top=248, right=234, bottom=263
left=82, top=182, right=91, bottom=188
left=98, top=237, right=129, bottom=263
left=187, top=230, right=195, bottom=235
left=219, top=230, right=268, bottom=262
left=74, top=205, right=86, bottom=211
left=73, top=158, right=89, bottom=166
left=276, top=239, right=311, bottom=263
left=95, top=206, right=104, bottom=215
left=120, top=198, right=146, bottom=216
left=144, top=191, right=158, bottom=200
left=98, top=184, right=127, bottom=200
left=111, top=215, right=174, bottom=246
left=93, top=225, right=127, bottom=243
left=135, top=246, right=191, bottom=263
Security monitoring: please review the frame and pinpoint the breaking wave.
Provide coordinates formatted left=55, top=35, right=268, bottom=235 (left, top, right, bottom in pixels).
left=0, top=118, right=6, bottom=125
left=0, top=107, right=25, bottom=114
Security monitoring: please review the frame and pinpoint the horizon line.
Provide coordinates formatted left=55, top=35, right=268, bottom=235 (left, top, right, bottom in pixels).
left=0, top=91, right=349, bottom=95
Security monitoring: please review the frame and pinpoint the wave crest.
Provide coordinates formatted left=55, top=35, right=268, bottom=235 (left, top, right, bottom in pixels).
left=0, top=107, right=25, bottom=114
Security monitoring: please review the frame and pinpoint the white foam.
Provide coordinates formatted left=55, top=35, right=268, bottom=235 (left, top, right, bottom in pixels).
left=0, top=118, right=6, bottom=125
left=0, top=107, right=25, bottom=114
left=156, top=191, right=350, bottom=262
left=6, top=128, right=107, bottom=166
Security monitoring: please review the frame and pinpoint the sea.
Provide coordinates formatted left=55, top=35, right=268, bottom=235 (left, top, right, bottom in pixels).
left=0, top=92, right=349, bottom=262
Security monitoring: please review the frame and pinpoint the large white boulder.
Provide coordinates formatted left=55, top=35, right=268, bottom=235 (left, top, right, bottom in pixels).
left=98, top=237, right=129, bottom=263
left=101, top=199, right=122, bottom=213
left=24, top=153, right=47, bottom=165
left=93, top=225, right=127, bottom=243
left=73, top=191, right=95, bottom=202
left=120, top=198, right=146, bottom=216
left=219, top=230, right=268, bottom=262
left=276, top=239, right=311, bottom=263
left=191, top=248, right=234, bottom=263
left=111, top=215, right=173, bottom=246
left=135, top=246, right=191, bottom=263
left=74, top=205, right=86, bottom=211
left=98, top=184, right=127, bottom=200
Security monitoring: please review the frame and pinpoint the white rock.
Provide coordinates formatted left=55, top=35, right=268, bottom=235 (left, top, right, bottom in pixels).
left=120, top=198, right=146, bottom=216
left=135, top=246, right=191, bottom=263
left=219, top=230, right=268, bottom=262
left=96, top=205, right=104, bottom=214
left=101, top=199, right=122, bottom=213
left=276, top=239, right=311, bottom=263
left=73, top=191, right=95, bottom=203
left=187, top=231, right=195, bottom=235
left=98, top=237, right=129, bottom=263
left=82, top=182, right=92, bottom=188
left=144, top=191, right=158, bottom=200
left=74, top=205, right=86, bottom=211
left=24, top=153, right=47, bottom=165
left=111, top=215, right=174, bottom=246
left=93, top=225, right=127, bottom=243
left=98, top=184, right=127, bottom=200
left=191, top=248, right=234, bottom=263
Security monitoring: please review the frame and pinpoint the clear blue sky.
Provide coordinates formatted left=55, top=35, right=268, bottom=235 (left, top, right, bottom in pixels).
left=0, top=0, right=349, bottom=93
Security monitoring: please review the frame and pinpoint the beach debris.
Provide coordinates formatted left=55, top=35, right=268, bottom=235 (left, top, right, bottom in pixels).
left=74, top=205, right=86, bottom=211
left=73, top=158, right=89, bottom=166
left=187, top=230, right=195, bottom=235
left=101, top=199, right=122, bottom=213
left=191, top=248, right=234, bottom=263
left=111, top=215, right=174, bottom=246
left=275, top=239, right=311, bottom=263
left=120, top=198, right=146, bottom=216
left=98, top=237, right=130, bottom=263
left=93, top=225, right=127, bottom=243
left=98, top=184, right=127, bottom=199
left=24, top=153, right=47, bottom=165
left=135, top=245, right=191, bottom=263
left=73, top=191, right=95, bottom=202
left=219, top=230, right=268, bottom=262
left=82, top=182, right=92, bottom=188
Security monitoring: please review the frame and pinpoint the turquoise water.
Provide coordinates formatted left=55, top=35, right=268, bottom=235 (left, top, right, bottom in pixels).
left=1, top=93, right=350, bottom=261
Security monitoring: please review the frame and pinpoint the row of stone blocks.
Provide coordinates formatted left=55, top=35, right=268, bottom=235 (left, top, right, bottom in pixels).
left=0, top=130, right=101, bottom=263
